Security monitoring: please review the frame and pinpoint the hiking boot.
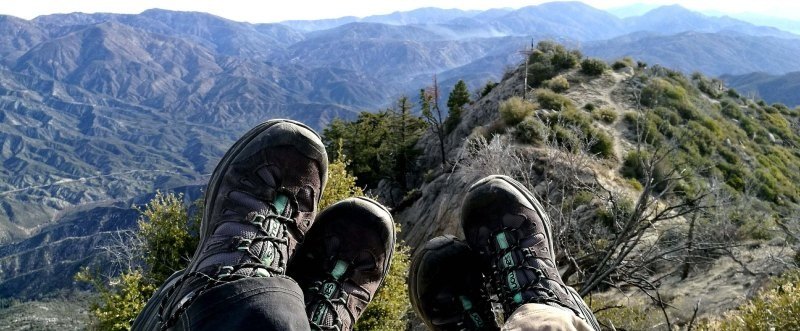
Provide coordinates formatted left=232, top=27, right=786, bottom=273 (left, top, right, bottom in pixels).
left=461, top=175, right=600, bottom=330
left=158, top=119, right=328, bottom=328
left=409, top=235, right=498, bottom=331
left=288, top=197, right=395, bottom=331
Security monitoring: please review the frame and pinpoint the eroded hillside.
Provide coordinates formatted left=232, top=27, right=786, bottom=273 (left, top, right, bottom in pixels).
left=389, top=43, right=799, bottom=328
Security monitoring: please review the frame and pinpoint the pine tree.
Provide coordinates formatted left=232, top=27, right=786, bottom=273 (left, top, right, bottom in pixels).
left=445, top=79, right=470, bottom=133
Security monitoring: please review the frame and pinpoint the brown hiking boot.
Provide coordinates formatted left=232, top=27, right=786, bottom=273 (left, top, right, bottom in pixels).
left=461, top=175, right=600, bottom=330
left=409, top=235, right=498, bottom=331
left=288, top=197, right=395, bottom=331
left=158, top=119, right=328, bottom=328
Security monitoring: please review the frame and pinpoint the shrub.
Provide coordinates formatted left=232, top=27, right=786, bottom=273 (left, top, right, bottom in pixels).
left=589, top=129, right=615, bottom=159
left=592, top=108, right=618, bottom=123
left=526, top=41, right=581, bottom=86
left=138, top=192, right=199, bottom=282
left=77, top=192, right=198, bottom=330
left=74, top=270, right=156, bottom=331
left=320, top=151, right=365, bottom=209
left=514, top=116, right=549, bottom=144
left=544, top=75, right=570, bottom=92
left=621, top=151, right=647, bottom=180
left=479, top=80, right=497, bottom=98
left=580, top=58, right=608, bottom=76
left=590, top=299, right=664, bottom=331
left=612, top=57, right=634, bottom=70
left=699, top=271, right=800, bottom=330
left=551, top=124, right=579, bottom=151
left=640, top=78, right=695, bottom=118
left=583, top=103, right=596, bottom=111
left=696, top=76, right=724, bottom=99
left=536, top=89, right=574, bottom=112
left=499, top=96, right=536, bottom=125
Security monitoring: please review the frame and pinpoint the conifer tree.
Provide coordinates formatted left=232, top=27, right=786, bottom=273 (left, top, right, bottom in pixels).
left=445, top=79, right=470, bottom=133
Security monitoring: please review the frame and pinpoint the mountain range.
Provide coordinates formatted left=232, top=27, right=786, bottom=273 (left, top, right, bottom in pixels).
left=0, top=1, right=799, bottom=305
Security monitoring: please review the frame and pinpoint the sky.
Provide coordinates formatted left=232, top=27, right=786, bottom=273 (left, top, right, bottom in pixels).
left=0, top=1, right=798, bottom=23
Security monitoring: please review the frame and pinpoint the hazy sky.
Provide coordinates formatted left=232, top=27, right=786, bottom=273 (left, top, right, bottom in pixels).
left=0, top=1, right=797, bottom=22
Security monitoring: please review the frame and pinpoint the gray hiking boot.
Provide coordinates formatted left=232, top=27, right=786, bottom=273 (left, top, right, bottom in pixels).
left=156, top=119, right=328, bottom=329
left=409, top=235, right=498, bottom=331
left=461, top=175, right=600, bottom=330
left=288, top=197, right=395, bottom=331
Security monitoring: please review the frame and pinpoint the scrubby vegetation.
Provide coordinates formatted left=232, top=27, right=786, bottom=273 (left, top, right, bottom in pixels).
left=580, top=58, right=608, bottom=76
left=536, top=88, right=575, bottom=112
left=612, top=57, right=634, bottom=70
left=700, top=271, right=800, bottom=330
left=624, top=65, right=800, bottom=204
left=544, top=75, right=570, bottom=92
left=527, top=41, right=582, bottom=87
left=499, top=96, right=536, bottom=125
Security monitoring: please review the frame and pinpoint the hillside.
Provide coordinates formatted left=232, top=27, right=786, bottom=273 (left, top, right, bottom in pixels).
left=722, top=71, right=800, bottom=107
left=378, top=44, right=799, bottom=328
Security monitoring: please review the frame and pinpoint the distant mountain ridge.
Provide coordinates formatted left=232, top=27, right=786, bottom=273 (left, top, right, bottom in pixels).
left=722, top=71, right=800, bottom=107
left=1, top=1, right=799, bottom=304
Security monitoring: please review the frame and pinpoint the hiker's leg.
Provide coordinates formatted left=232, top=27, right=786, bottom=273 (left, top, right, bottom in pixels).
left=133, top=119, right=327, bottom=330
left=502, top=303, right=593, bottom=331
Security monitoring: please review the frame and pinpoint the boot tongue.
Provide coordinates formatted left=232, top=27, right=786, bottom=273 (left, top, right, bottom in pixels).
left=273, top=194, right=290, bottom=216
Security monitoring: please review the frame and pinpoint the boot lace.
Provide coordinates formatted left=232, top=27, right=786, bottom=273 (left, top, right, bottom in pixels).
left=157, top=191, right=298, bottom=330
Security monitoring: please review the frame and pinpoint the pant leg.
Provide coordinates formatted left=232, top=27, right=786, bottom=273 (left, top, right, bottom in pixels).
left=501, top=303, right=593, bottom=331
left=133, top=272, right=310, bottom=331
left=133, top=270, right=185, bottom=331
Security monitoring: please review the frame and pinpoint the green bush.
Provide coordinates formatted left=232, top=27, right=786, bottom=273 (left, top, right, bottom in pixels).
left=514, top=116, right=549, bottom=144
left=621, top=151, right=647, bottom=180
left=589, top=129, right=615, bottom=159
left=536, top=89, right=575, bottom=112
left=544, top=75, right=570, bottom=92
left=74, top=270, right=156, bottom=331
left=526, top=41, right=581, bottom=87
left=580, top=58, right=608, bottom=76
left=591, top=298, right=664, bottom=330
left=640, top=77, right=697, bottom=120
left=612, top=57, right=634, bottom=70
left=592, top=108, right=618, bottom=123
left=479, top=80, right=497, bottom=98
left=551, top=124, right=579, bottom=151
left=77, top=192, right=198, bottom=330
left=700, top=270, right=800, bottom=330
left=499, top=96, right=536, bottom=126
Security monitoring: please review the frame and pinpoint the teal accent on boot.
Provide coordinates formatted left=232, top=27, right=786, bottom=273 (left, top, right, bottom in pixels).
left=331, top=260, right=348, bottom=280
left=459, top=296, right=473, bottom=310
left=496, top=232, right=509, bottom=249
left=274, top=194, right=289, bottom=214
left=507, top=271, right=520, bottom=291
left=502, top=252, right=515, bottom=269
